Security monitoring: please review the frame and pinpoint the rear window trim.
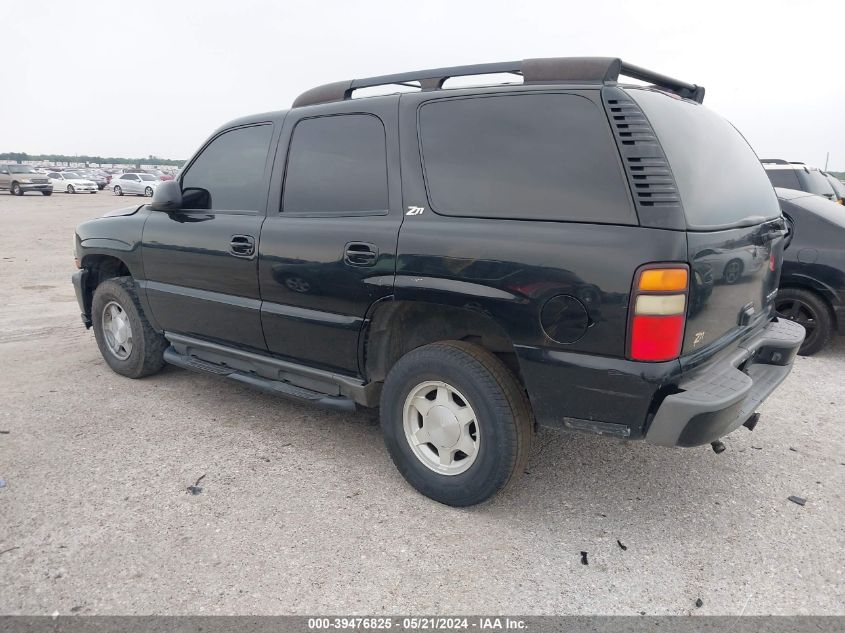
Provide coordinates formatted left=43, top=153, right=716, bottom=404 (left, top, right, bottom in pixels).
left=415, top=89, right=638, bottom=226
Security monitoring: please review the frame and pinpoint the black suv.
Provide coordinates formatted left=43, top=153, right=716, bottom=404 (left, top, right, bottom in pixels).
left=72, top=57, right=804, bottom=506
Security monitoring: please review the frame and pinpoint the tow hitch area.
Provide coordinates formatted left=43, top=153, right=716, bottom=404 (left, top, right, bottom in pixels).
left=743, top=412, right=761, bottom=431
left=711, top=440, right=726, bottom=454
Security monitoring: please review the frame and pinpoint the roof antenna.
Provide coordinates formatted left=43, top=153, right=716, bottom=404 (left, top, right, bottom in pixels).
left=824, top=152, right=829, bottom=171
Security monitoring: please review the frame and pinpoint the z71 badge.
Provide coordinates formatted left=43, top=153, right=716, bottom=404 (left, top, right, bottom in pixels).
left=405, top=206, right=425, bottom=216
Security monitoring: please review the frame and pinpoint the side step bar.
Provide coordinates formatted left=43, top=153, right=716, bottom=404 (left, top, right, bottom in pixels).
left=163, top=347, right=356, bottom=413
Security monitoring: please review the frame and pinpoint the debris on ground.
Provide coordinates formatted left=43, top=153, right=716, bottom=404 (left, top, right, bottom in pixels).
left=580, top=551, right=589, bottom=565
left=186, top=474, right=206, bottom=495
left=0, top=479, right=6, bottom=489
left=346, top=491, right=360, bottom=499
left=70, top=606, right=83, bottom=613
left=0, top=430, right=9, bottom=434
left=789, top=447, right=798, bottom=452
left=0, top=546, right=20, bottom=556
left=750, top=446, right=763, bottom=450
left=695, top=598, right=704, bottom=608
left=617, top=539, right=627, bottom=551
left=788, top=495, right=806, bottom=506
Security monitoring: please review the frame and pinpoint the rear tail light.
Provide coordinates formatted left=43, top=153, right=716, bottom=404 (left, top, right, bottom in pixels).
left=628, top=264, right=689, bottom=362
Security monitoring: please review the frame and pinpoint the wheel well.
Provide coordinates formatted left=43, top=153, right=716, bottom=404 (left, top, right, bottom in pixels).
left=80, top=255, right=131, bottom=317
left=364, top=301, right=522, bottom=384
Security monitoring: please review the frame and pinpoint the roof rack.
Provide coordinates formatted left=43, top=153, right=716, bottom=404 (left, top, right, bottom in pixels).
left=292, top=57, right=705, bottom=108
left=760, top=159, right=791, bottom=164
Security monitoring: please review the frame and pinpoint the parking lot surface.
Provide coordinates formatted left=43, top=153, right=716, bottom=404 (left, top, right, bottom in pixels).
left=0, top=191, right=843, bottom=615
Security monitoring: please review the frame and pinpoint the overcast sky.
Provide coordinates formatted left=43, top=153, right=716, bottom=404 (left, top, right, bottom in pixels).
left=4, top=0, right=844, bottom=169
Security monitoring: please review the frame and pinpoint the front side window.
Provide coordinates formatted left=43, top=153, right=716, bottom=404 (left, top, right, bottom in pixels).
left=418, top=93, right=635, bottom=223
left=181, top=123, right=273, bottom=211
left=139, top=174, right=156, bottom=181
left=283, top=114, right=388, bottom=215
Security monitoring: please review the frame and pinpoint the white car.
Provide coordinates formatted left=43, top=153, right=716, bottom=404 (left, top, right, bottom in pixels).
left=111, top=173, right=161, bottom=197
left=47, top=172, right=98, bottom=194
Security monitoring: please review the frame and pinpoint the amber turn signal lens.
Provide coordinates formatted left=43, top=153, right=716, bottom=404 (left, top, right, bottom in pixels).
left=638, top=268, right=688, bottom=292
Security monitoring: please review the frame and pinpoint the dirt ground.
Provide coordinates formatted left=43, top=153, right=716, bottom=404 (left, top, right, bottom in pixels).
left=0, top=190, right=843, bottom=615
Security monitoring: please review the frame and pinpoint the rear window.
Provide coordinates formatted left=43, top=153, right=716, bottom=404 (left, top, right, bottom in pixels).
left=418, top=93, right=635, bottom=224
left=630, top=89, right=780, bottom=229
left=765, top=168, right=800, bottom=190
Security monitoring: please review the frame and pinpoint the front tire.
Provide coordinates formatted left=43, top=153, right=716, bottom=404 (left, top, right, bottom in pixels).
left=92, top=277, right=167, bottom=378
left=144, top=186, right=153, bottom=197
left=775, top=288, right=833, bottom=356
left=42, top=190, right=52, bottom=196
left=380, top=341, right=532, bottom=506
left=11, top=182, right=23, bottom=196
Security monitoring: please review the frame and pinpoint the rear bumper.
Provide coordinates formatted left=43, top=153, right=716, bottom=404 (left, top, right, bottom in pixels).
left=645, top=318, right=805, bottom=447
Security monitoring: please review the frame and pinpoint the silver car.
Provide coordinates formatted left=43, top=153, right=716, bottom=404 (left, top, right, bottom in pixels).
left=111, top=173, right=161, bottom=197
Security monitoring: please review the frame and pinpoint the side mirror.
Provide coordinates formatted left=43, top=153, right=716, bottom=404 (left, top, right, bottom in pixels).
left=149, top=179, right=183, bottom=211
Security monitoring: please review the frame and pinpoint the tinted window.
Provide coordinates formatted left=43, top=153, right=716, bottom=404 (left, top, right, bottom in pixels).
left=182, top=124, right=273, bottom=211
left=631, top=89, right=780, bottom=229
left=283, top=114, right=388, bottom=215
left=418, top=94, right=635, bottom=223
left=765, top=169, right=800, bottom=190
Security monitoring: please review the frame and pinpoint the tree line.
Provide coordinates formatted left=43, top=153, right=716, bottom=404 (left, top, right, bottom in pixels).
left=0, top=152, right=184, bottom=167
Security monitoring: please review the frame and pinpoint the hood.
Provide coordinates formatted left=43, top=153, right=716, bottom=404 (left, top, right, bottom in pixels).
left=101, top=205, right=144, bottom=218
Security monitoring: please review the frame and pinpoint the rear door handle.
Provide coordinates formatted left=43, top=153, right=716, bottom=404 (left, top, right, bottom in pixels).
left=344, top=242, right=378, bottom=267
left=230, top=234, right=255, bottom=258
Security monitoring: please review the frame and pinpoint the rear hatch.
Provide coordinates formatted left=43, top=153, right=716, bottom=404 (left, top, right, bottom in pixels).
left=628, top=89, right=785, bottom=363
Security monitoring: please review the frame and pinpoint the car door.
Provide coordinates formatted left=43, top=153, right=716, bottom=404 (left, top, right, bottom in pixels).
left=258, top=97, right=402, bottom=375
left=47, top=173, right=62, bottom=189
left=0, top=166, right=9, bottom=190
left=140, top=121, right=276, bottom=351
left=127, top=174, right=142, bottom=194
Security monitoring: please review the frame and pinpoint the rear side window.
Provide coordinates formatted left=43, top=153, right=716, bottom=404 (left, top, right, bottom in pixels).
left=418, top=94, right=635, bottom=224
left=765, top=169, right=800, bottom=190
left=181, top=124, right=273, bottom=211
left=283, top=114, right=388, bottom=215
left=630, top=89, right=780, bottom=229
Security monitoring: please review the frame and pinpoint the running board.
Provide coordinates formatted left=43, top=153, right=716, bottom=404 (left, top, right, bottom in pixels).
left=163, top=347, right=356, bottom=412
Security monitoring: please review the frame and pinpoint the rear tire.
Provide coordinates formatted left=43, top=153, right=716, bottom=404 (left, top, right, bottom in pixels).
left=67, top=185, right=75, bottom=194
left=114, top=185, right=123, bottom=196
left=144, top=186, right=153, bottom=197
left=91, top=277, right=167, bottom=378
left=775, top=288, right=833, bottom=356
left=41, top=191, right=52, bottom=196
left=380, top=341, right=532, bottom=506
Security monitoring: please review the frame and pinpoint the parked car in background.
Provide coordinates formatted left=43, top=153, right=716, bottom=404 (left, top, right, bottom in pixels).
left=110, top=172, right=160, bottom=197
left=47, top=171, right=98, bottom=194
left=762, top=160, right=837, bottom=202
left=71, top=169, right=109, bottom=190
left=821, top=172, right=845, bottom=204
left=776, top=187, right=845, bottom=355
left=0, top=164, right=53, bottom=195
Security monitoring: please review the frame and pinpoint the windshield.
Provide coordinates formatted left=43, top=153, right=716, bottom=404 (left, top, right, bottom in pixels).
left=139, top=174, right=157, bottom=181
left=8, top=166, right=38, bottom=174
left=629, top=89, right=781, bottom=229
left=804, top=170, right=836, bottom=198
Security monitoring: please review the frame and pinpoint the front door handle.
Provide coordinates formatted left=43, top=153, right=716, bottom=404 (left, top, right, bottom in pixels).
left=230, top=234, right=255, bottom=258
left=344, top=242, right=378, bottom=267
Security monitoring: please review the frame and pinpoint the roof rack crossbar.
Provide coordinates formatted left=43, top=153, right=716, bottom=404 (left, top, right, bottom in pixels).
left=292, top=57, right=705, bottom=108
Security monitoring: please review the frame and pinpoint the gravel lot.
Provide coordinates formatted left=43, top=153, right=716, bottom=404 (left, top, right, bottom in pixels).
left=0, top=190, right=843, bottom=616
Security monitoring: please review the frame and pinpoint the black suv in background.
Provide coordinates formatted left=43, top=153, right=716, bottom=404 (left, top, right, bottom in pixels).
left=72, top=57, right=804, bottom=506
left=776, top=187, right=845, bottom=354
